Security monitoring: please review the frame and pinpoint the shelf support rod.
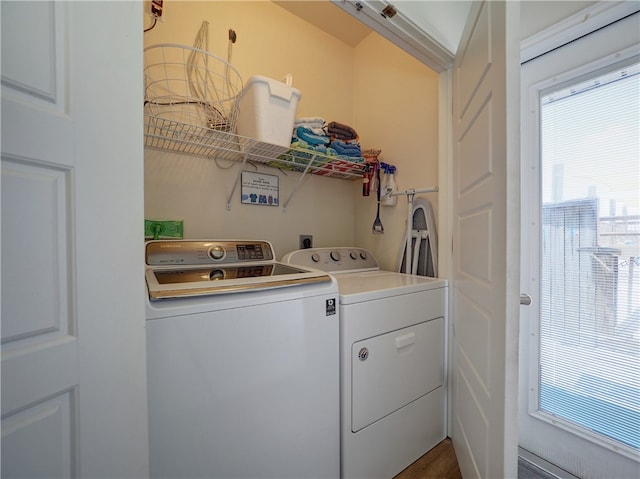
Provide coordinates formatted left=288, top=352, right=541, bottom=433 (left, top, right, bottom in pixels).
left=226, top=140, right=255, bottom=210
left=387, top=186, right=439, bottom=197
left=281, top=154, right=317, bottom=213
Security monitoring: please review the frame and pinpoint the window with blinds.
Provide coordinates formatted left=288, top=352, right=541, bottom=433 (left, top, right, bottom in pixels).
left=539, top=60, right=640, bottom=451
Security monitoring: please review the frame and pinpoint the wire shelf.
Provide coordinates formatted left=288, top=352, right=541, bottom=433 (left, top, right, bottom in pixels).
left=144, top=114, right=367, bottom=180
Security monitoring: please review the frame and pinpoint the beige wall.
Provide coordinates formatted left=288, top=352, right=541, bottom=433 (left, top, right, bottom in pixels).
left=352, top=33, right=439, bottom=269
left=144, top=1, right=439, bottom=266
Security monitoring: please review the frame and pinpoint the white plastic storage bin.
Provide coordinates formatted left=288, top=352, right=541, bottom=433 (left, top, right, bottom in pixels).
left=236, top=75, right=302, bottom=149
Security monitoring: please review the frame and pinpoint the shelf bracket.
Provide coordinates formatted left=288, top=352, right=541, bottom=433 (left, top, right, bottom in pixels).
left=281, top=153, right=317, bottom=213
left=225, top=140, right=256, bottom=210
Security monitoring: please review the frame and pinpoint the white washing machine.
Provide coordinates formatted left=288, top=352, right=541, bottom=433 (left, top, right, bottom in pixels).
left=145, top=240, right=340, bottom=479
left=282, top=247, right=448, bottom=479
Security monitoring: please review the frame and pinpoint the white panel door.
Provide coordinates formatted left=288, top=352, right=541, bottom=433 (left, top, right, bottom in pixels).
left=1, top=2, right=148, bottom=477
left=451, top=1, right=521, bottom=477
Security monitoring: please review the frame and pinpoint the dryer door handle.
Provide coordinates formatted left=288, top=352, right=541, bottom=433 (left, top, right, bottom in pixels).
left=395, top=332, right=416, bottom=349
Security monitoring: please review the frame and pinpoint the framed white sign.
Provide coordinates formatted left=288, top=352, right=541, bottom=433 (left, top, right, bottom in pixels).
left=241, top=171, right=279, bottom=206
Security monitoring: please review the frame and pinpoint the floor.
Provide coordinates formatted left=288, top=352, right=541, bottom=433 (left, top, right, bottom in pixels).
left=393, top=438, right=462, bottom=479
left=393, top=439, right=563, bottom=479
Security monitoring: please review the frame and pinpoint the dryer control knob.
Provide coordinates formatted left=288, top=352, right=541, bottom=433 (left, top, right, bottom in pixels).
left=330, top=251, right=341, bottom=262
left=360, top=251, right=368, bottom=260
left=350, top=251, right=358, bottom=260
left=311, top=253, right=320, bottom=263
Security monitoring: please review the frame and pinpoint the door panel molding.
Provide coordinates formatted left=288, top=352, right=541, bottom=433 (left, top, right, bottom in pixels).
left=1, top=1, right=68, bottom=107
left=2, top=336, right=77, bottom=416
left=454, top=362, right=489, bottom=477
left=1, top=156, right=73, bottom=344
left=459, top=208, right=492, bottom=285
left=1, top=389, right=78, bottom=478
left=456, top=292, right=492, bottom=395
left=458, top=95, right=493, bottom=193
left=456, top=2, right=491, bottom=119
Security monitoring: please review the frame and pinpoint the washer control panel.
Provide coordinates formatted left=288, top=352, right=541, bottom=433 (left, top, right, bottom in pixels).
left=282, top=247, right=379, bottom=273
left=146, top=240, right=275, bottom=266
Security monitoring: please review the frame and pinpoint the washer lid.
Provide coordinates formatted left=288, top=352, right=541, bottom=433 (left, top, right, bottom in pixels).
left=145, top=240, right=332, bottom=300
left=145, top=263, right=331, bottom=300
left=335, top=271, right=447, bottom=304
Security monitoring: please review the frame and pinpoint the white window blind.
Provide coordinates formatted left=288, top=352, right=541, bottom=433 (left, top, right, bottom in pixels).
left=539, top=61, right=640, bottom=451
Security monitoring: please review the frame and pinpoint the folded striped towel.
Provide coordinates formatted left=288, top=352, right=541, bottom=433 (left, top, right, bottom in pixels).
left=327, top=121, right=358, bottom=140
left=295, top=126, right=330, bottom=146
left=331, top=139, right=361, bottom=157
left=294, top=117, right=326, bottom=133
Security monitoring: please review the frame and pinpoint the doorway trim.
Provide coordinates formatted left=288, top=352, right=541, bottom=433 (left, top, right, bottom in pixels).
left=520, top=1, right=639, bottom=64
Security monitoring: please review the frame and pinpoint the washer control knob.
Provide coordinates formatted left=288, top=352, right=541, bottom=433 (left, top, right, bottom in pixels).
left=311, top=253, right=320, bottom=263
left=360, top=251, right=368, bottom=260
left=209, top=245, right=225, bottom=260
left=350, top=251, right=358, bottom=260
left=330, top=250, right=341, bottom=262
left=358, top=347, right=369, bottom=361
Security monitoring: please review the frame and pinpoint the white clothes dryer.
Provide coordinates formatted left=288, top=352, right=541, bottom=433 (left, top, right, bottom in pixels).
left=282, top=247, right=448, bottom=479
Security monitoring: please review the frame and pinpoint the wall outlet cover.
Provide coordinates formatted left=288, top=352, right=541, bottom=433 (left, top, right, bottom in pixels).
left=299, top=235, right=313, bottom=249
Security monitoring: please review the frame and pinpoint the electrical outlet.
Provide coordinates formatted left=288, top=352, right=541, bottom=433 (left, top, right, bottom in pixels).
left=151, top=0, right=163, bottom=17
left=299, top=235, right=313, bottom=249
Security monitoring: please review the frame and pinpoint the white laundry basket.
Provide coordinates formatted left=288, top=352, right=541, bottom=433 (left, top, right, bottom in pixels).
left=235, top=75, right=301, bottom=149
left=144, top=44, right=243, bottom=132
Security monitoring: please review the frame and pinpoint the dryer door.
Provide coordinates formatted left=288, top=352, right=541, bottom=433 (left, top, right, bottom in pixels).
left=351, top=317, right=444, bottom=432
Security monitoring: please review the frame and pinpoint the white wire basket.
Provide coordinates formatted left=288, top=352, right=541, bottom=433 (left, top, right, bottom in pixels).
left=144, top=44, right=243, bottom=132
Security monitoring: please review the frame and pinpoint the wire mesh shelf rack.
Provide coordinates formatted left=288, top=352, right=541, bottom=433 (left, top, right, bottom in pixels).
left=144, top=113, right=367, bottom=181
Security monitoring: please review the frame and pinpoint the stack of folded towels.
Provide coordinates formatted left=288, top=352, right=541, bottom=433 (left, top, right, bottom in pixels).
left=326, top=121, right=361, bottom=158
left=291, top=117, right=362, bottom=159
left=291, top=117, right=331, bottom=154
